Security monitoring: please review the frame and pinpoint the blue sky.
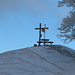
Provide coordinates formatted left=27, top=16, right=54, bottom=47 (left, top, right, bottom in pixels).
left=0, top=0, right=74, bottom=53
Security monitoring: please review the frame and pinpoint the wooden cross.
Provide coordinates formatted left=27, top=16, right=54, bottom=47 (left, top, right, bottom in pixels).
left=35, top=23, right=49, bottom=46
left=35, top=23, right=42, bottom=46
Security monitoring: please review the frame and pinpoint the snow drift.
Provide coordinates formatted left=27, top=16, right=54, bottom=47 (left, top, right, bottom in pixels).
left=0, top=45, right=75, bottom=75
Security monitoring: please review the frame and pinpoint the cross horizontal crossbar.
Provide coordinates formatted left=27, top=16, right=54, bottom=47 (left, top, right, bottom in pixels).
left=35, top=27, right=49, bottom=30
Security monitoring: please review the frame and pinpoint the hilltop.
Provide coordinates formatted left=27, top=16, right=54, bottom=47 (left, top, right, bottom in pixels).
left=0, top=45, right=75, bottom=75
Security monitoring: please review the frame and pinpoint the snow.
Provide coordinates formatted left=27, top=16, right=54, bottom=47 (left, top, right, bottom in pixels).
left=0, top=45, right=75, bottom=75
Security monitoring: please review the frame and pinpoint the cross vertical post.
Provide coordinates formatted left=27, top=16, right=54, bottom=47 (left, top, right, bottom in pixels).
left=44, top=24, right=46, bottom=45
left=39, top=23, right=41, bottom=46
left=35, top=23, right=42, bottom=46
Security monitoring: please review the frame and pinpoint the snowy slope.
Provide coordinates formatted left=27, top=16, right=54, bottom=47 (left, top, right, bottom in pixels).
left=0, top=45, right=75, bottom=75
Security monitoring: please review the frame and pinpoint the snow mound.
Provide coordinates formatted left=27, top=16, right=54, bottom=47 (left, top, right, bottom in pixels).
left=0, top=45, right=75, bottom=75
left=49, top=45, right=75, bottom=57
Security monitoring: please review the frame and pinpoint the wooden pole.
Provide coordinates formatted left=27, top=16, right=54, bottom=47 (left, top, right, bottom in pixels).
left=44, top=24, right=46, bottom=45
left=39, top=23, right=41, bottom=46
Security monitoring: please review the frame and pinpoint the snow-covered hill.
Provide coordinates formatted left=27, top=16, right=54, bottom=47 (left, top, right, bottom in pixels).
left=0, top=45, right=75, bottom=75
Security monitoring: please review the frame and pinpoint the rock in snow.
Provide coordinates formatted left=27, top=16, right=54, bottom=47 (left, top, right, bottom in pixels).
left=0, top=45, right=75, bottom=75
